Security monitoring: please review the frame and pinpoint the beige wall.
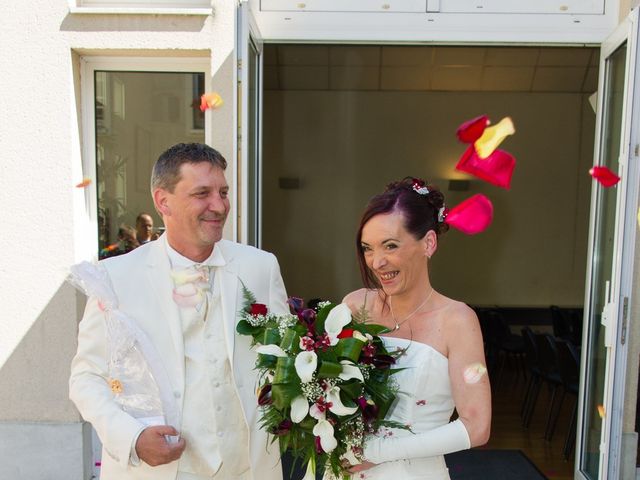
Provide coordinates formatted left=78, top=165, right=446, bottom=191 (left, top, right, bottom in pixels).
left=0, top=0, right=236, bottom=425
left=263, top=90, right=595, bottom=307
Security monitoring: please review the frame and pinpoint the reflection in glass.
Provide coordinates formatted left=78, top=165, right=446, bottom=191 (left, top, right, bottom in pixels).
left=580, top=43, right=626, bottom=479
left=94, top=71, right=205, bottom=257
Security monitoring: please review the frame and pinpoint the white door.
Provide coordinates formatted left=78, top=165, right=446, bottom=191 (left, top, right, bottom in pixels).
left=576, top=8, right=640, bottom=479
left=237, top=1, right=264, bottom=247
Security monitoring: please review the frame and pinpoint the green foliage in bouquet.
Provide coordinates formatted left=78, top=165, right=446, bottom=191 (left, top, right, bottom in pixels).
left=236, top=289, right=409, bottom=479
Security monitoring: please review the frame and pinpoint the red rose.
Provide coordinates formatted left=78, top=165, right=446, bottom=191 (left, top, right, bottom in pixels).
left=337, top=328, right=354, bottom=339
left=250, top=303, right=268, bottom=316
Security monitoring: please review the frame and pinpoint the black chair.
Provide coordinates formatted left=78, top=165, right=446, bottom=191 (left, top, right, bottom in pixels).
left=520, top=327, right=542, bottom=420
left=546, top=339, right=580, bottom=459
left=486, top=310, right=526, bottom=387
left=522, top=333, right=562, bottom=429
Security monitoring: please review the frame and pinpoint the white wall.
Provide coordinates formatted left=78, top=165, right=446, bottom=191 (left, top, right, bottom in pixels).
left=262, top=90, right=595, bottom=307
left=0, top=0, right=236, bottom=476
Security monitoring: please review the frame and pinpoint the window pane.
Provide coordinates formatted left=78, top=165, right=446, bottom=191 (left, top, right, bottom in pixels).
left=95, top=70, right=205, bottom=258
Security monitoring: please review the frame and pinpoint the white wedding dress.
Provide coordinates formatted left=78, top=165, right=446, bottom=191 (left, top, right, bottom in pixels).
left=362, top=336, right=454, bottom=480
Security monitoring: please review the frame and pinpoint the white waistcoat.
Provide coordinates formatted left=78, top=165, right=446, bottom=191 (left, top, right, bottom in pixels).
left=176, top=270, right=250, bottom=479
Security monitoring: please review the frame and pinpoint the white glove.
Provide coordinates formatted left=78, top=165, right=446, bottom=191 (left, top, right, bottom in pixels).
left=364, top=419, right=471, bottom=464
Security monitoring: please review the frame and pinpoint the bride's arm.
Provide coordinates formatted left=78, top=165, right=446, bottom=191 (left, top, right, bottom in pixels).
left=446, top=303, right=492, bottom=447
left=360, top=303, right=491, bottom=466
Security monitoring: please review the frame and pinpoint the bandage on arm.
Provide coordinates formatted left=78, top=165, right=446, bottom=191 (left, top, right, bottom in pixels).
left=364, top=419, right=471, bottom=464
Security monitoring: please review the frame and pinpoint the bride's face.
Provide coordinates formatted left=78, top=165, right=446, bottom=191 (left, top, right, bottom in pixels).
left=360, top=210, right=430, bottom=297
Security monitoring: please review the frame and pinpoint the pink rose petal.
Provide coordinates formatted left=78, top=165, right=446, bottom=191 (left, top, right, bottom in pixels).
left=457, top=115, right=489, bottom=143
left=456, top=146, right=516, bottom=190
left=445, top=194, right=494, bottom=235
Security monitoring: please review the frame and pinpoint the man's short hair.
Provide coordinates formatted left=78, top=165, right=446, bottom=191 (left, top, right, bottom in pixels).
left=151, top=143, right=227, bottom=193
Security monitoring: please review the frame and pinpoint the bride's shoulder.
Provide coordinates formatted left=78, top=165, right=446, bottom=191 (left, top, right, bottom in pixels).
left=441, top=298, right=480, bottom=330
left=342, top=288, right=376, bottom=311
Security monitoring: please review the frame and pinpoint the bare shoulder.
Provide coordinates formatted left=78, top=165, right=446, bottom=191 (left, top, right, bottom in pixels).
left=342, top=288, right=368, bottom=309
left=442, top=299, right=480, bottom=331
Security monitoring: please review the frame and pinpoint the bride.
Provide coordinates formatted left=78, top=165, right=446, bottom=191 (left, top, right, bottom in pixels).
left=343, top=177, right=491, bottom=479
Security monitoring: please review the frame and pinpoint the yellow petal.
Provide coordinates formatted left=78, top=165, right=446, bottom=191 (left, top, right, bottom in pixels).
left=474, top=117, right=515, bottom=159
left=597, top=404, right=605, bottom=418
left=463, top=363, right=487, bottom=384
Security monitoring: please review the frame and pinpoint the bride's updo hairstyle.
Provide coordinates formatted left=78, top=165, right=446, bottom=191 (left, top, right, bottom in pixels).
left=356, top=177, right=448, bottom=290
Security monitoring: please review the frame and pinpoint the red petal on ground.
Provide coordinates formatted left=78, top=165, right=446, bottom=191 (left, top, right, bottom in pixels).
left=445, top=194, right=494, bottom=235
left=455, top=146, right=516, bottom=190
left=456, top=115, right=489, bottom=143
left=589, top=166, right=621, bottom=187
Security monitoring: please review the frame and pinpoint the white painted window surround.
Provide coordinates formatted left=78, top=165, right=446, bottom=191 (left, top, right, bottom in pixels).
left=260, top=0, right=605, bottom=15
left=69, top=0, right=212, bottom=15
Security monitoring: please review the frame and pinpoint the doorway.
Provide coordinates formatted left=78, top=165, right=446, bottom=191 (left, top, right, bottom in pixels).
left=260, top=43, right=598, bottom=478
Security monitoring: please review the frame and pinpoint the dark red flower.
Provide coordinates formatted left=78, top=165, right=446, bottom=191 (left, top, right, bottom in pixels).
left=457, top=115, right=489, bottom=143
left=357, top=396, right=379, bottom=425
left=314, top=333, right=331, bottom=351
left=315, top=435, right=325, bottom=454
left=362, top=342, right=376, bottom=357
left=287, top=297, right=304, bottom=313
left=372, top=354, right=396, bottom=369
left=258, top=384, right=272, bottom=406
left=271, top=419, right=292, bottom=436
left=250, top=303, right=268, bottom=316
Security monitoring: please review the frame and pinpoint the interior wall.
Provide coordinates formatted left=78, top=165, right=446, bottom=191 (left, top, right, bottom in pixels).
left=262, top=90, right=595, bottom=307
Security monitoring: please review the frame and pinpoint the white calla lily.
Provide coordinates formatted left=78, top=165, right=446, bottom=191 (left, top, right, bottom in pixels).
left=339, top=360, right=364, bottom=382
left=309, top=403, right=326, bottom=420
left=326, top=386, right=358, bottom=416
left=294, top=350, right=318, bottom=383
left=290, top=395, right=310, bottom=423
left=255, top=344, right=288, bottom=357
left=352, top=330, right=368, bottom=342
left=313, top=419, right=338, bottom=453
left=325, top=303, right=352, bottom=346
left=302, top=460, right=316, bottom=480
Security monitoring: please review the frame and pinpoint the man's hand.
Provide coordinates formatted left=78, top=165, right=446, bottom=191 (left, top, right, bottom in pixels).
left=135, top=425, right=186, bottom=467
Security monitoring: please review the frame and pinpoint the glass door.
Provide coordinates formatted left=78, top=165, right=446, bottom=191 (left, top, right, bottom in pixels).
left=237, top=1, right=263, bottom=247
left=576, top=8, right=640, bottom=479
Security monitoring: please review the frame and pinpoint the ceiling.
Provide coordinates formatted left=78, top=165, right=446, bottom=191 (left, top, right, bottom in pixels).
left=264, top=45, right=599, bottom=93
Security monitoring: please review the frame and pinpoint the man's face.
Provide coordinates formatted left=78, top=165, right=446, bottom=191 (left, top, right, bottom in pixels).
left=154, top=162, right=230, bottom=259
left=136, top=214, right=153, bottom=240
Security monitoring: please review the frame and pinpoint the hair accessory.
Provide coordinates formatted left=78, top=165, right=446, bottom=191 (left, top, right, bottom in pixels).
left=411, top=178, right=429, bottom=195
left=438, top=206, right=447, bottom=223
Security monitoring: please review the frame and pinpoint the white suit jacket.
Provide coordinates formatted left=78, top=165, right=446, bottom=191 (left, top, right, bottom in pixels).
left=69, top=237, right=289, bottom=480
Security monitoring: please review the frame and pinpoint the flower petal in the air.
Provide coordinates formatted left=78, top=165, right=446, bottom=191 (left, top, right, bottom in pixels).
left=589, top=166, right=621, bottom=187
left=445, top=194, right=494, bottom=235
left=457, top=115, right=490, bottom=143
left=474, top=117, right=515, bottom=159
left=456, top=146, right=516, bottom=190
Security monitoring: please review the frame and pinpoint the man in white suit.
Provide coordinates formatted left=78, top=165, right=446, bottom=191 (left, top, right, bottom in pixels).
left=70, top=143, right=288, bottom=480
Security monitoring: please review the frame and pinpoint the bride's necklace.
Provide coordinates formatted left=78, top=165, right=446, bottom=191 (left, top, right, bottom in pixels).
left=389, top=288, right=434, bottom=331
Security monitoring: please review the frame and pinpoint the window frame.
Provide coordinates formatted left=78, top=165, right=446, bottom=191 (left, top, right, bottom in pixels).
left=79, top=56, right=211, bottom=258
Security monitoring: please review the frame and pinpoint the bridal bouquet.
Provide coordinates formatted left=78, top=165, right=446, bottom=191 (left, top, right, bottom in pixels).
left=69, top=262, right=180, bottom=431
left=236, top=289, right=407, bottom=479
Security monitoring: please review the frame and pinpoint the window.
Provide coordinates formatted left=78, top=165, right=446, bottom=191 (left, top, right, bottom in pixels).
left=82, top=58, right=209, bottom=258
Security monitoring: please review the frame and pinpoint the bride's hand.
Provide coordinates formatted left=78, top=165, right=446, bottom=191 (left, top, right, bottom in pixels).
left=346, top=460, right=377, bottom=473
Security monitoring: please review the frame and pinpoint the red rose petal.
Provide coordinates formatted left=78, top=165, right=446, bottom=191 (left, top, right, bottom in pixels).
left=456, top=115, right=489, bottom=143
left=445, top=194, right=494, bottom=235
left=337, top=328, right=354, bottom=339
left=455, top=146, right=516, bottom=190
left=589, top=166, right=621, bottom=187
